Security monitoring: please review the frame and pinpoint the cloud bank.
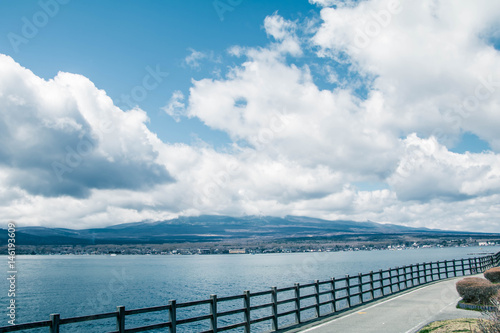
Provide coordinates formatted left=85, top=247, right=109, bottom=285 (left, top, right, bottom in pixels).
left=2, top=0, right=500, bottom=232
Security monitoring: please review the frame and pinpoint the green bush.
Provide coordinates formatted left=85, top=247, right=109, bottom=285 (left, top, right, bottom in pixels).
left=484, top=267, right=500, bottom=283
left=456, top=277, right=498, bottom=304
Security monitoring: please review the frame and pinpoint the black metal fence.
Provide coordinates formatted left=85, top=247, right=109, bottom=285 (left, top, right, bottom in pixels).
left=1, top=251, right=499, bottom=333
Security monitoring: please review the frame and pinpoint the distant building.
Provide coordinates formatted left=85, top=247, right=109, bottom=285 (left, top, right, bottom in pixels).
left=229, top=249, right=246, bottom=254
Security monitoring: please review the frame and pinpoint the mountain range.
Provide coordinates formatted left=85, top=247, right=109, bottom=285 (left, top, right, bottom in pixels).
left=1, top=215, right=493, bottom=245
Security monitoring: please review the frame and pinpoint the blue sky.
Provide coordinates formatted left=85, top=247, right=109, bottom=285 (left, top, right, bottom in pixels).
left=1, top=0, right=500, bottom=231
left=1, top=0, right=319, bottom=146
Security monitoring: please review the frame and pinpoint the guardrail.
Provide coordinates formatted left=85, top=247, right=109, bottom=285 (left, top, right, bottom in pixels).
left=1, top=251, right=499, bottom=333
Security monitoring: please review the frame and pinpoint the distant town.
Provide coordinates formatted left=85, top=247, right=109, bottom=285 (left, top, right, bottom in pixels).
left=3, top=235, right=499, bottom=255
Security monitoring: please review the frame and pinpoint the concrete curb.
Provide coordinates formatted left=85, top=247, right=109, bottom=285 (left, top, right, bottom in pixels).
left=457, top=301, right=497, bottom=312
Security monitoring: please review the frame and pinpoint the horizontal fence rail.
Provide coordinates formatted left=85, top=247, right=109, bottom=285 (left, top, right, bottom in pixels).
left=1, top=251, right=499, bottom=333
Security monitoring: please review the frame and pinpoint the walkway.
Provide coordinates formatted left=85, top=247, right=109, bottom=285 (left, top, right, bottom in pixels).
left=286, top=275, right=485, bottom=333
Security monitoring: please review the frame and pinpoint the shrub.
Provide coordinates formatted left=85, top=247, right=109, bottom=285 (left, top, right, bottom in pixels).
left=485, top=267, right=500, bottom=283
left=456, top=277, right=498, bottom=304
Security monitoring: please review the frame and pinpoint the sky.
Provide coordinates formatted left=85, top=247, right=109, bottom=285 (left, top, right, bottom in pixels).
left=0, top=0, right=499, bottom=232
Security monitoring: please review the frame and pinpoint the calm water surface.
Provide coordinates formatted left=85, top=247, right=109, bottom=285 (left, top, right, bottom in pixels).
left=1, top=246, right=499, bottom=331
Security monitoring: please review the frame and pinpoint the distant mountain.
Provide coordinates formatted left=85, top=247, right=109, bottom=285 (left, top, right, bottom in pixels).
left=0, top=215, right=490, bottom=245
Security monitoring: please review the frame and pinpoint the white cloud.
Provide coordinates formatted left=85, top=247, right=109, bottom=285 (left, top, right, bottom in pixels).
left=263, top=14, right=302, bottom=56
left=312, top=0, right=500, bottom=149
left=0, top=54, right=173, bottom=200
left=308, top=0, right=358, bottom=8
left=186, top=48, right=400, bottom=179
left=163, top=90, right=186, bottom=122
left=2, top=2, right=500, bottom=232
left=389, top=134, right=500, bottom=201
left=184, top=48, right=222, bottom=70
left=264, top=13, right=296, bottom=41
left=184, top=48, right=206, bottom=69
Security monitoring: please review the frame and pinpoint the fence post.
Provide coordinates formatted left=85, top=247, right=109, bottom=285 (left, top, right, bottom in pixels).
left=294, top=283, right=301, bottom=324
left=369, top=271, right=374, bottom=300
left=244, top=290, right=251, bottom=333
left=412, top=265, right=416, bottom=285
left=330, top=278, right=336, bottom=313
left=385, top=269, right=389, bottom=296
left=357, top=273, right=363, bottom=304
left=424, top=263, right=428, bottom=283
left=168, top=300, right=177, bottom=333
left=50, top=314, right=60, bottom=333
left=210, top=294, right=217, bottom=333
left=314, top=280, right=320, bottom=318
left=453, top=260, right=457, bottom=277
left=404, top=266, right=409, bottom=289
left=271, top=287, right=278, bottom=331
left=116, top=306, right=125, bottom=333
left=345, top=275, right=351, bottom=308
left=398, top=267, right=403, bottom=290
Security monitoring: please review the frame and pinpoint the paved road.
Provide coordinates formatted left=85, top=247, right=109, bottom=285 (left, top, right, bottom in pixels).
left=289, top=275, right=484, bottom=333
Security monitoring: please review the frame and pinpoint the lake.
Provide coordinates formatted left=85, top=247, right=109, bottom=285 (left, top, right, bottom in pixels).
left=1, top=246, right=499, bottom=332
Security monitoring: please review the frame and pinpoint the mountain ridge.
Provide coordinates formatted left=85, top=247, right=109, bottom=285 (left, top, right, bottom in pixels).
left=1, top=215, right=492, bottom=245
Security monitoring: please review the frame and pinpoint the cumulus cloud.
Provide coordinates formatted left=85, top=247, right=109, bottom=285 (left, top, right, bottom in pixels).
left=186, top=42, right=400, bottom=179
left=0, top=55, right=173, bottom=198
left=389, top=134, right=500, bottom=202
left=312, top=0, right=500, bottom=149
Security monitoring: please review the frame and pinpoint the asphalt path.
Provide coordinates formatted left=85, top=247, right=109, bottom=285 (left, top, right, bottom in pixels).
left=287, top=275, right=485, bottom=333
